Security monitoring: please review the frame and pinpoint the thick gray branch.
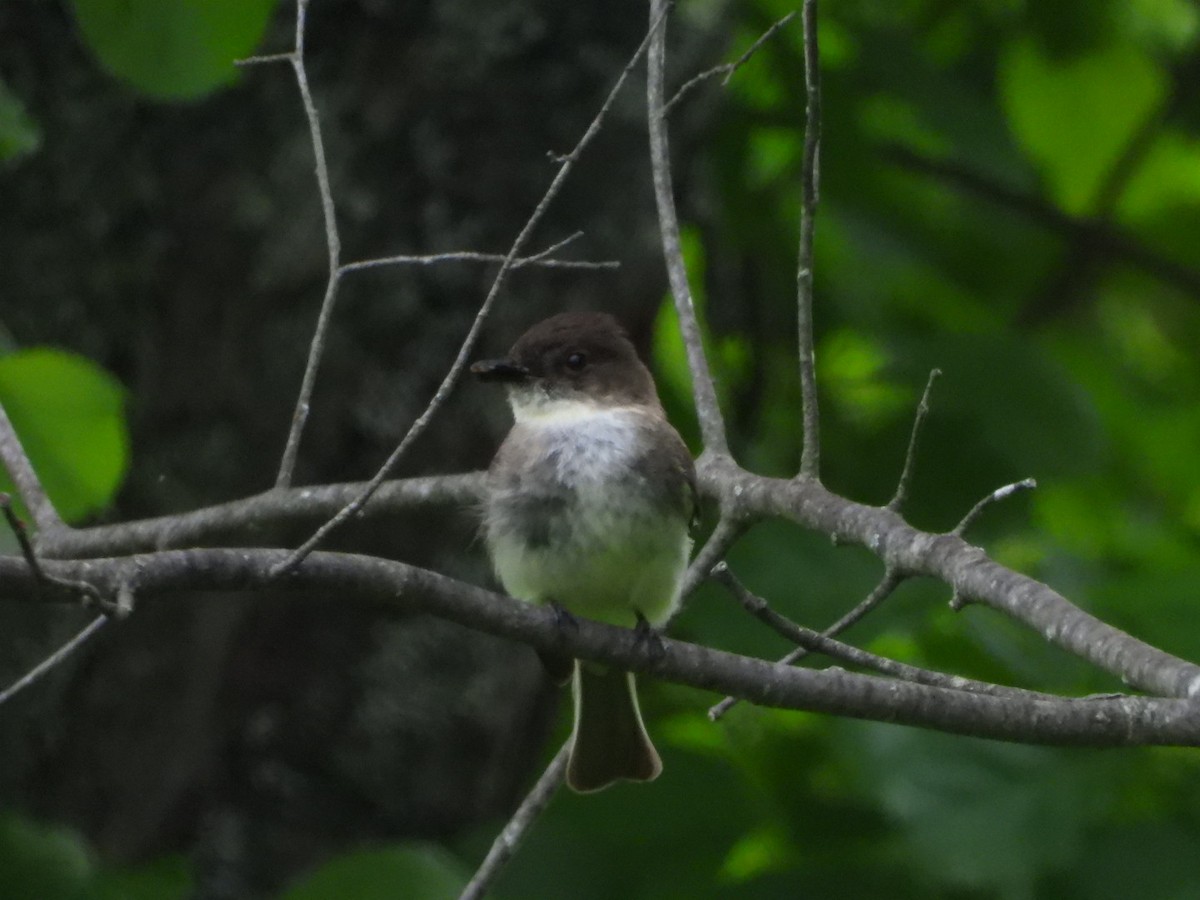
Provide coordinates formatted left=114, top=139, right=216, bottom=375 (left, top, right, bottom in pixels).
left=36, top=473, right=484, bottom=558
left=28, top=455, right=1200, bottom=701
left=702, top=455, right=1200, bottom=699
left=1, top=549, right=1197, bottom=746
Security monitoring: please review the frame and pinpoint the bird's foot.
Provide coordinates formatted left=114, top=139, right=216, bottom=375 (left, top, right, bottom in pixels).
left=548, top=600, right=580, bottom=634
left=633, top=610, right=666, bottom=664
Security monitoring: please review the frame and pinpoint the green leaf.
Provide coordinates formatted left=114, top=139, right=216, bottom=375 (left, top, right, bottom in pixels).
left=999, top=38, right=1168, bottom=214
left=819, top=329, right=913, bottom=429
left=0, top=813, right=92, bottom=900
left=891, top=332, right=1108, bottom=479
left=719, top=823, right=798, bottom=883
left=281, top=845, right=469, bottom=900
left=70, top=0, right=278, bottom=101
left=0, top=349, right=129, bottom=523
left=86, top=855, right=191, bottom=900
left=0, top=79, right=41, bottom=163
left=840, top=727, right=1102, bottom=897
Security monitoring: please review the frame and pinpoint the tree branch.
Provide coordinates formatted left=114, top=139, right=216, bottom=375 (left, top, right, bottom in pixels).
left=795, top=0, right=822, bottom=480
left=34, top=473, right=485, bottom=559
left=27, top=456, right=1200, bottom=701
left=953, top=478, right=1038, bottom=538
left=710, top=562, right=1055, bottom=701
left=647, top=0, right=731, bottom=458
left=338, top=234, right=619, bottom=275
left=0, top=402, right=63, bottom=532
left=702, top=454, right=1200, bottom=699
left=3, top=548, right=1197, bottom=746
left=0, top=614, right=107, bottom=707
left=458, top=743, right=569, bottom=900
left=709, top=567, right=905, bottom=720
left=275, top=0, right=343, bottom=489
left=662, top=11, right=796, bottom=117
left=887, top=368, right=940, bottom=512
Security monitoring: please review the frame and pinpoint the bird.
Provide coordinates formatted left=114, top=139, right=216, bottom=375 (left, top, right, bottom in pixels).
left=472, top=311, right=696, bottom=792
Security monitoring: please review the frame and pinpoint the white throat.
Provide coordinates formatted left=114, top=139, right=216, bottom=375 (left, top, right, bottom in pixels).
left=507, top=391, right=618, bottom=426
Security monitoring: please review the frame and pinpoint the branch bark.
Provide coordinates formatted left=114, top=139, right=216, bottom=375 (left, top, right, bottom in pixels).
left=23, top=456, right=1200, bottom=702
left=3, top=549, right=1197, bottom=745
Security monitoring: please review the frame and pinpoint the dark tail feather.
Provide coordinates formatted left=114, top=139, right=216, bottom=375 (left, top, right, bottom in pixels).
left=536, top=648, right=573, bottom=685
left=567, top=662, right=662, bottom=793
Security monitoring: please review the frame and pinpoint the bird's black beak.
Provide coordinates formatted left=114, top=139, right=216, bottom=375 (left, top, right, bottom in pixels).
left=470, top=358, right=530, bottom=383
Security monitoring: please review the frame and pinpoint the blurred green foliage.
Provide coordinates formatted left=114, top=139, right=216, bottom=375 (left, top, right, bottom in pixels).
left=281, top=845, right=470, bottom=900
left=481, top=0, right=1200, bottom=897
left=4, top=0, right=1200, bottom=897
left=70, top=0, right=278, bottom=101
left=0, top=812, right=190, bottom=900
left=0, top=78, right=41, bottom=163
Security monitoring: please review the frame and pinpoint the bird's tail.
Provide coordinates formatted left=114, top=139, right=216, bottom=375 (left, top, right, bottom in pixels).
left=567, top=661, right=662, bottom=792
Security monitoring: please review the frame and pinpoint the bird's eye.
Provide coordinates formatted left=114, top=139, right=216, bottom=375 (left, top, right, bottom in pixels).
left=565, top=352, right=587, bottom=371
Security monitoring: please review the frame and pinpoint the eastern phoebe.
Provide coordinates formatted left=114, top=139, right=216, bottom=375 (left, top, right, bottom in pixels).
left=472, top=311, right=696, bottom=792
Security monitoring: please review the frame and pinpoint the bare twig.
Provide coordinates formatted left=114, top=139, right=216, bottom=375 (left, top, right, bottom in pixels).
left=953, top=478, right=1037, bottom=537
left=274, top=0, right=343, bottom=489
left=887, top=368, right=941, bottom=512
left=647, top=0, right=730, bottom=457
left=677, top=514, right=748, bottom=604
left=2, top=495, right=36, bottom=567
left=234, top=52, right=294, bottom=68
left=0, top=403, right=63, bottom=531
left=1, top=494, right=106, bottom=609
left=710, top=563, right=1052, bottom=701
left=338, top=235, right=619, bottom=275
left=709, top=567, right=905, bottom=720
left=271, top=6, right=672, bottom=577
left=796, top=0, right=822, bottom=480
left=459, top=743, right=570, bottom=900
left=0, top=614, right=108, bottom=707
left=662, top=11, right=796, bottom=116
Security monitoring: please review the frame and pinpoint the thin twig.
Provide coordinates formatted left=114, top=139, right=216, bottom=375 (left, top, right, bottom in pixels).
left=275, top=0, right=343, bottom=490
left=662, top=11, right=796, bottom=116
left=343, top=253, right=617, bottom=273
left=271, top=6, right=672, bottom=577
left=0, top=403, right=63, bottom=531
left=235, top=52, right=295, bottom=68
left=338, top=236, right=619, bottom=275
left=953, top=478, right=1037, bottom=537
left=0, top=494, right=106, bottom=608
left=796, top=0, right=822, bottom=480
left=709, top=568, right=904, bottom=720
left=710, top=563, right=1051, bottom=701
left=647, top=0, right=730, bottom=457
left=0, top=614, right=108, bottom=707
left=2, top=494, right=43, bottom=577
left=458, top=743, right=570, bottom=900
left=677, top=515, right=747, bottom=605
left=887, top=368, right=941, bottom=512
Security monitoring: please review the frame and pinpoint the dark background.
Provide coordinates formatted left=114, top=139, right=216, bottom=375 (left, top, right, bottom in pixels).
left=2, top=1, right=1200, bottom=898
